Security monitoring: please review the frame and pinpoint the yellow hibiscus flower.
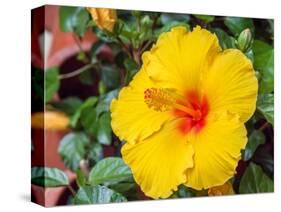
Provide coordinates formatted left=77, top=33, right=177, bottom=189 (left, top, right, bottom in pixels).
left=110, top=26, right=258, bottom=199
left=87, top=8, right=117, bottom=32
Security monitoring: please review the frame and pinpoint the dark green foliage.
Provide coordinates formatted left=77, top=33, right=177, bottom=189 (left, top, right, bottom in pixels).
left=58, top=132, right=90, bottom=171
left=37, top=7, right=274, bottom=204
left=31, top=167, right=69, bottom=187
left=45, top=67, right=60, bottom=103
left=239, top=163, right=273, bottom=193
left=73, top=185, right=127, bottom=204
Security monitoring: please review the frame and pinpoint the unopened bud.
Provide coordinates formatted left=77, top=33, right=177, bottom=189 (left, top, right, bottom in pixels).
left=237, top=28, right=252, bottom=52
left=79, top=159, right=90, bottom=176
left=98, top=81, right=107, bottom=95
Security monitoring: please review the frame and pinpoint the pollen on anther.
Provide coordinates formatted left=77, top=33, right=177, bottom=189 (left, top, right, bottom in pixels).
left=144, top=88, right=175, bottom=112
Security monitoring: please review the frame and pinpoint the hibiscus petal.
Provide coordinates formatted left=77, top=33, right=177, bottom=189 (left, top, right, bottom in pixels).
left=110, top=69, right=173, bottom=144
left=121, top=120, right=194, bottom=199
left=185, top=113, right=247, bottom=190
left=202, top=49, right=258, bottom=122
left=142, top=26, right=221, bottom=94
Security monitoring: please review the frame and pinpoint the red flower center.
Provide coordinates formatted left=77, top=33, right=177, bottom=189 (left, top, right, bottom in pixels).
left=174, top=91, right=209, bottom=134
left=144, top=88, right=209, bottom=134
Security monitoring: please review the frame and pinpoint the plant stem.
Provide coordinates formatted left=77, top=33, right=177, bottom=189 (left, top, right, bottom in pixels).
left=116, top=37, right=133, bottom=59
left=67, top=185, right=76, bottom=197
left=72, top=34, right=91, bottom=63
left=140, top=40, right=153, bottom=53
left=133, top=49, right=141, bottom=66
left=152, top=14, right=160, bottom=29
left=79, top=159, right=90, bottom=177
left=59, top=64, right=95, bottom=80
left=136, top=15, right=141, bottom=33
left=139, top=14, right=159, bottom=56
left=259, top=122, right=270, bottom=131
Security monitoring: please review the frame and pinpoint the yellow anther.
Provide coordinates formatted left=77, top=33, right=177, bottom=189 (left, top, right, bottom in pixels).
left=144, top=88, right=202, bottom=120
left=144, top=88, right=175, bottom=112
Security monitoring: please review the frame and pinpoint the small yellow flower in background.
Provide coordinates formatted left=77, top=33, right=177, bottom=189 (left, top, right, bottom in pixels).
left=208, top=181, right=234, bottom=196
left=31, top=111, right=69, bottom=130
left=87, top=8, right=117, bottom=32
left=110, top=26, right=258, bottom=199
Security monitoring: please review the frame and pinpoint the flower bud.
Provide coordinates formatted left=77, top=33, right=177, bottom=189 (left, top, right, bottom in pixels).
left=87, top=8, right=117, bottom=32
left=31, top=111, right=69, bottom=130
left=98, top=81, right=107, bottom=95
left=237, top=28, right=252, bottom=52
left=208, top=181, right=234, bottom=196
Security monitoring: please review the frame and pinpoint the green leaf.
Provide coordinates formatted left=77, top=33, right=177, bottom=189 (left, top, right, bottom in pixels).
left=89, top=157, right=132, bottom=186
left=109, top=182, right=135, bottom=194
left=115, top=21, right=132, bottom=44
left=90, top=40, right=104, bottom=64
left=113, top=19, right=126, bottom=36
left=52, top=97, right=83, bottom=116
left=96, top=90, right=118, bottom=117
left=31, top=167, right=69, bottom=187
left=97, top=112, right=112, bottom=145
left=141, top=15, right=153, bottom=29
left=245, top=49, right=254, bottom=63
left=88, top=142, right=103, bottom=164
left=212, top=28, right=236, bottom=49
left=45, top=67, right=60, bottom=103
left=175, top=185, right=196, bottom=198
left=80, top=107, right=98, bottom=135
left=157, top=12, right=190, bottom=38
left=58, top=132, right=89, bottom=171
left=243, top=130, right=265, bottom=161
left=59, top=6, right=77, bottom=32
left=114, top=50, right=127, bottom=69
left=138, top=15, right=153, bottom=43
left=160, top=13, right=190, bottom=25
left=257, top=94, right=274, bottom=125
left=224, top=17, right=254, bottom=36
left=124, top=58, right=139, bottom=85
left=194, top=15, right=215, bottom=23
left=252, top=40, right=274, bottom=93
left=100, top=64, right=120, bottom=90
left=253, top=149, right=273, bottom=178
left=156, top=21, right=189, bottom=36
left=59, top=6, right=90, bottom=36
left=91, top=40, right=104, bottom=54
left=73, top=185, right=127, bottom=204
left=97, top=29, right=116, bottom=43
left=79, top=69, right=94, bottom=85
left=76, top=169, right=87, bottom=187
left=70, top=96, right=98, bottom=128
left=239, top=163, right=273, bottom=193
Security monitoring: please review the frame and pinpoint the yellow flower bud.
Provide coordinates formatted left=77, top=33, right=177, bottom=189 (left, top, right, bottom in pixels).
left=87, top=8, right=117, bottom=32
left=208, top=181, right=235, bottom=196
left=31, top=111, right=69, bottom=131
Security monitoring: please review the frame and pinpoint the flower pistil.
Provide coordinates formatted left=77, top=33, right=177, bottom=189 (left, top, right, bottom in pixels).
left=144, top=88, right=208, bottom=133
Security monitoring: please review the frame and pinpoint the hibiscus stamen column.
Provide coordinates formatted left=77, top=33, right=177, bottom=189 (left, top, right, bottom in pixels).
left=144, top=87, right=202, bottom=120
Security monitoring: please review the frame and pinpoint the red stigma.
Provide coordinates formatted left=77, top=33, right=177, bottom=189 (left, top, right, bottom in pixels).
left=175, top=91, right=209, bottom=134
